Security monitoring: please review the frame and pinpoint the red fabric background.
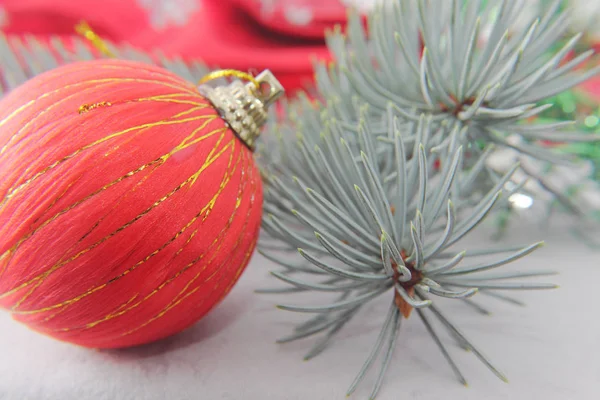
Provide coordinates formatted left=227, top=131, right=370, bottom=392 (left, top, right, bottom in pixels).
left=0, top=0, right=598, bottom=99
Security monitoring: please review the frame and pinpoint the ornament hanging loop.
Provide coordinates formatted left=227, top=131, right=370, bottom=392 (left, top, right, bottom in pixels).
left=251, top=70, right=286, bottom=108
left=199, top=69, right=285, bottom=151
left=199, top=70, right=260, bottom=91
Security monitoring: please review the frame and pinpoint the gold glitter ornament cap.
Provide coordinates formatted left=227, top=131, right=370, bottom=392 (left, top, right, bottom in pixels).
left=198, top=70, right=285, bottom=151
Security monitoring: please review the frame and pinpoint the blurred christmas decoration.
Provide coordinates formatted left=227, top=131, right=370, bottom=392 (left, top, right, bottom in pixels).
left=229, top=0, right=377, bottom=39
left=534, top=79, right=600, bottom=206
left=0, top=22, right=285, bottom=347
left=482, top=0, right=600, bottom=41
left=230, top=0, right=348, bottom=39
left=517, top=0, right=600, bottom=226
left=136, top=0, right=202, bottom=31
left=0, top=0, right=331, bottom=94
left=564, top=0, right=600, bottom=41
left=256, top=0, right=598, bottom=398
left=1, top=0, right=598, bottom=95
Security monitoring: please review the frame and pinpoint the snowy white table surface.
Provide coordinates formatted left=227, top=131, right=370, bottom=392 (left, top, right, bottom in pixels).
left=1, top=218, right=599, bottom=400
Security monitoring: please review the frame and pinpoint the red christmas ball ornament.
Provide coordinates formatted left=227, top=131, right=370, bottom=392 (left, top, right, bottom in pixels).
left=0, top=59, right=284, bottom=348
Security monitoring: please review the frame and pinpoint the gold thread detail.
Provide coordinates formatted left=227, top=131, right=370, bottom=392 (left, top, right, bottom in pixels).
left=1, top=115, right=219, bottom=275
left=1, top=128, right=232, bottom=302
left=78, top=101, right=112, bottom=114
left=117, top=157, right=256, bottom=337
left=14, top=129, right=231, bottom=313
left=46, top=141, right=246, bottom=331
left=74, top=21, right=116, bottom=58
left=0, top=77, right=199, bottom=155
left=1, top=110, right=213, bottom=209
